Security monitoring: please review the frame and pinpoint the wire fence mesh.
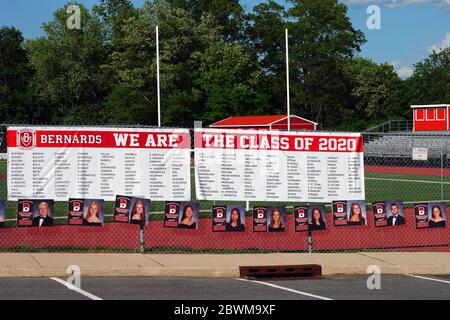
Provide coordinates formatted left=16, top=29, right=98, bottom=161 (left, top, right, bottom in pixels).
left=0, top=125, right=448, bottom=253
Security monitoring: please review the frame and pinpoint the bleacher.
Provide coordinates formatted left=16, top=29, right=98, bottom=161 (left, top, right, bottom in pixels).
left=364, top=131, right=450, bottom=159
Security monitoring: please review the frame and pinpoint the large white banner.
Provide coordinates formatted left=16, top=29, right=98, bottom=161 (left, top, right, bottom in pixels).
left=195, top=129, right=365, bottom=202
left=7, top=127, right=191, bottom=201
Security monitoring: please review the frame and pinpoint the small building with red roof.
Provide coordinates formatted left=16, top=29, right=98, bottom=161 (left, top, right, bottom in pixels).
left=210, top=115, right=317, bottom=131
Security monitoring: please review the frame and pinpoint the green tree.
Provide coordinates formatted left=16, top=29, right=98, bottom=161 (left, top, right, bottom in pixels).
left=93, top=0, right=157, bottom=125
left=406, top=47, right=450, bottom=104
left=286, top=0, right=366, bottom=128
left=247, top=0, right=287, bottom=114
left=168, top=0, right=246, bottom=41
left=342, top=57, right=405, bottom=130
left=0, top=26, right=33, bottom=123
left=94, top=0, right=137, bottom=48
left=104, top=85, right=157, bottom=124
left=27, top=3, right=108, bottom=124
left=248, top=0, right=286, bottom=74
left=13, top=0, right=416, bottom=131
left=195, top=41, right=270, bottom=123
left=102, top=0, right=222, bottom=126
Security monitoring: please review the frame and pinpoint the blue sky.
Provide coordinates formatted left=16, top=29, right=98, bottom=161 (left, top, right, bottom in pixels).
left=0, top=0, right=449, bottom=78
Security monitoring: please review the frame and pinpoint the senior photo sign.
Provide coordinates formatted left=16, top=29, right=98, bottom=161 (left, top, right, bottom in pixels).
left=195, top=129, right=365, bottom=202
left=7, top=127, right=191, bottom=201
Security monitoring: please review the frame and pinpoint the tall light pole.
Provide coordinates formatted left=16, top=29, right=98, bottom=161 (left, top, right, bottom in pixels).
left=285, top=28, right=291, bottom=131
left=156, top=25, right=161, bottom=127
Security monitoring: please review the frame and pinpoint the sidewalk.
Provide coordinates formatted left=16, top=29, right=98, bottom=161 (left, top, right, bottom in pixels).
left=0, top=252, right=449, bottom=278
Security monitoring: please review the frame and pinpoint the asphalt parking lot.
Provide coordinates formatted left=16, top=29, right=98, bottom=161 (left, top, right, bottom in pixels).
left=0, top=275, right=449, bottom=300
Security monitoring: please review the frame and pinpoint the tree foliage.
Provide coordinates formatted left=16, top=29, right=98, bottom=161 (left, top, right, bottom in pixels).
left=343, top=57, right=405, bottom=130
left=286, top=0, right=366, bottom=127
left=406, top=47, right=450, bottom=105
left=0, top=0, right=448, bottom=130
left=26, top=4, right=107, bottom=124
left=0, top=27, right=33, bottom=123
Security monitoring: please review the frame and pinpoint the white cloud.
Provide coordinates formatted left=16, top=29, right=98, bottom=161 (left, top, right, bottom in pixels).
left=390, top=61, right=414, bottom=78
left=428, top=33, right=450, bottom=53
left=341, top=0, right=450, bottom=9
left=396, top=66, right=414, bottom=78
left=436, top=0, right=450, bottom=8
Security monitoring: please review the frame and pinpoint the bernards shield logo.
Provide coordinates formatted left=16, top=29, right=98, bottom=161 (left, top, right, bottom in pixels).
left=375, top=204, right=385, bottom=214
left=169, top=204, right=178, bottom=214
left=17, top=129, right=36, bottom=149
left=119, top=198, right=128, bottom=209
left=417, top=206, right=426, bottom=216
left=22, top=202, right=30, bottom=213
left=215, top=208, right=224, bottom=218
left=296, top=208, right=306, bottom=218
left=72, top=201, right=81, bottom=212
left=256, top=209, right=265, bottom=219
left=336, top=203, right=345, bottom=213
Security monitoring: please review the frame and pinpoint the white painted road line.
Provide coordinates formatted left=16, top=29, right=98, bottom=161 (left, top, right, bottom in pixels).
left=50, top=277, right=103, bottom=300
left=237, top=278, right=333, bottom=301
left=406, top=275, right=450, bottom=285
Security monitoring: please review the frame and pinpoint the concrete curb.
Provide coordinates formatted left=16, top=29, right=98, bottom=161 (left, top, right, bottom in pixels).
left=321, top=265, right=450, bottom=276
left=0, top=252, right=449, bottom=278
left=0, top=265, right=449, bottom=278
left=0, top=267, right=241, bottom=278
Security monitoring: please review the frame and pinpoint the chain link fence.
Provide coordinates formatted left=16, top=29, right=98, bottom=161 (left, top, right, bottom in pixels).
left=0, top=125, right=448, bottom=253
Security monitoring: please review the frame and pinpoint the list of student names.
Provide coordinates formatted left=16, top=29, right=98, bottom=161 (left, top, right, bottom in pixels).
left=195, top=129, right=365, bottom=202
left=7, top=127, right=191, bottom=201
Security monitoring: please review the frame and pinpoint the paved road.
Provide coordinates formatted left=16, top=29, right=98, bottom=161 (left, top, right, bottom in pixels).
left=0, top=275, right=449, bottom=300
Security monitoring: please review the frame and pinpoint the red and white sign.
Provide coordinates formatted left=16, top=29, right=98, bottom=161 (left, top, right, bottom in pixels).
left=412, top=105, right=449, bottom=132
left=7, top=127, right=191, bottom=201
left=195, top=129, right=365, bottom=202
left=17, top=129, right=36, bottom=149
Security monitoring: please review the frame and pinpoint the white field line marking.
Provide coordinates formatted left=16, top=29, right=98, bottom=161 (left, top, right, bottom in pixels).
left=237, top=278, right=333, bottom=300
left=366, top=177, right=450, bottom=185
left=406, top=275, right=450, bottom=285
left=50, top=277, right=103, bottom=300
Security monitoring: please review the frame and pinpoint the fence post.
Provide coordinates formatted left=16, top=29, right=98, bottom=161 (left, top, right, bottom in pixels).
left=441, top=148, right=444, bottom=201
left=139, top=224, right=145, bottom=254
left=308, top=230, right=313, bottom=253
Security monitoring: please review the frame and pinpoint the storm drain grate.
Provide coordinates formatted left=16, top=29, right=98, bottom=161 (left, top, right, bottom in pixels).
left=240, top=265, right=322, bottom=279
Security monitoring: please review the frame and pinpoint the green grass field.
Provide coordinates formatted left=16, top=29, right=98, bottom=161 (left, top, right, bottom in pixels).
left=0, top=160, right=448, bottom=228
left=365, top=172, right=450, bottom=202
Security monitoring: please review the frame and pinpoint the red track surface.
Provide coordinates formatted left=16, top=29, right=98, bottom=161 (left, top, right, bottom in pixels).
left=365, top=165, right=450, bottom=177
left=0, top=208, right=449, bottom=252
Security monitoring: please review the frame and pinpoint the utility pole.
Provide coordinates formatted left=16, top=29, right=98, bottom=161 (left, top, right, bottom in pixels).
left=286, top=29, right=291, bottom=131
